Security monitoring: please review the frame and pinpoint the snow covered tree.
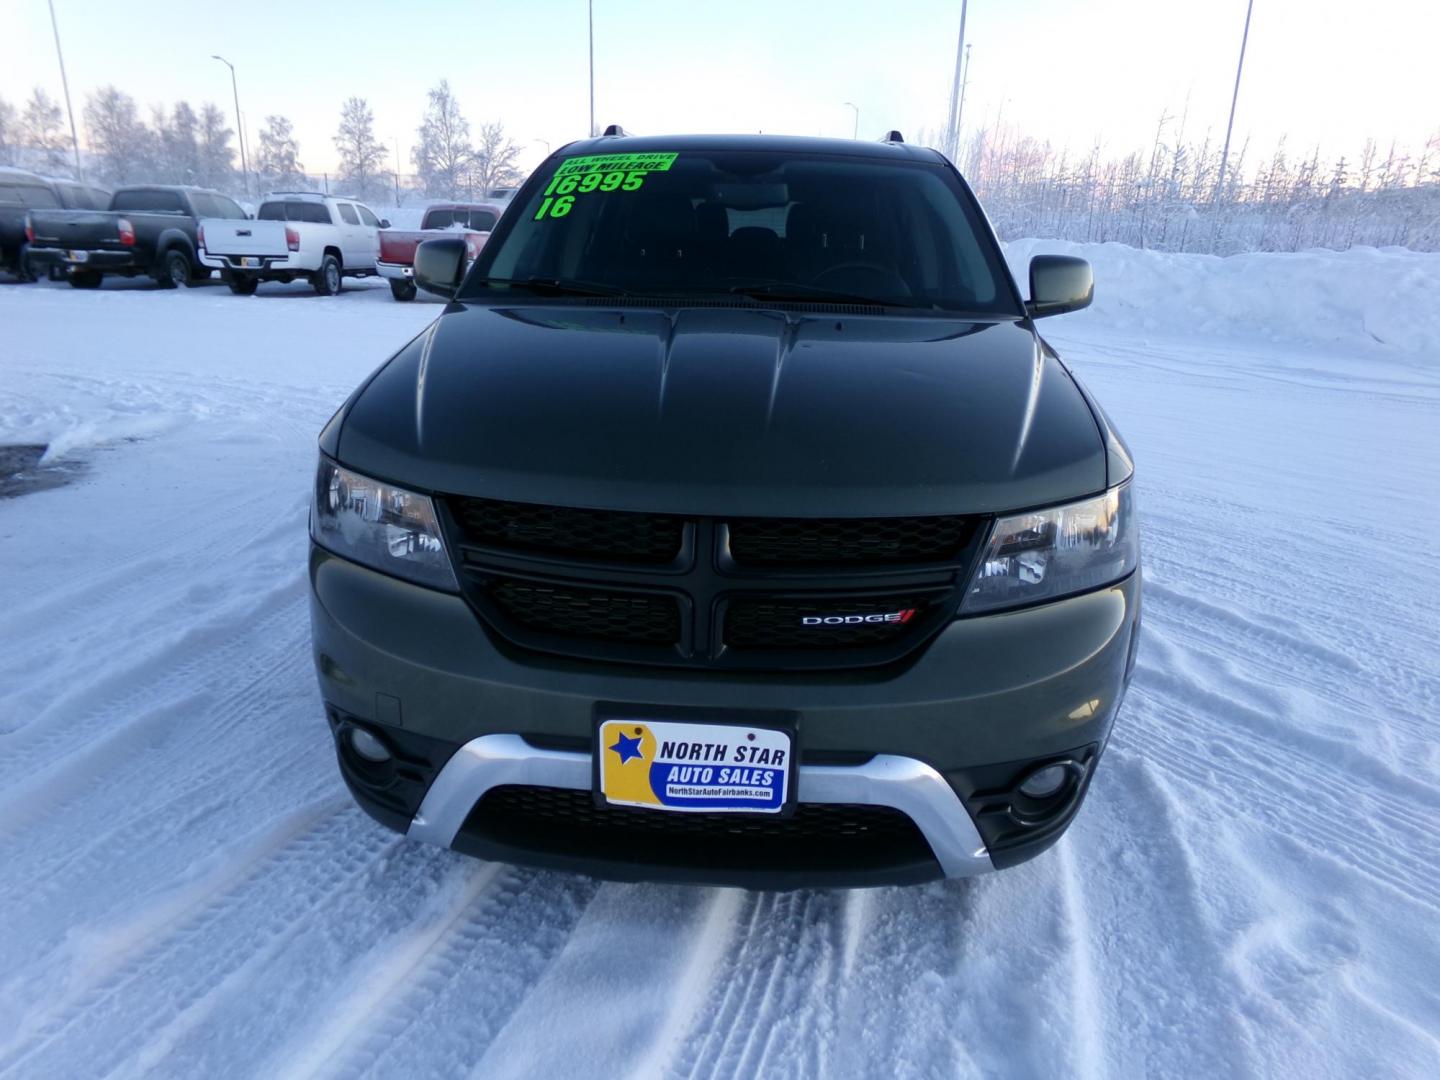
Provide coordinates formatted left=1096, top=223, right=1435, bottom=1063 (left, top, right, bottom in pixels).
left=466, top=121, right=522, bottom=197
left=196, top=103, right=235, bottom=190
left=256, top=115, right=305, bottom=191
left=152, top=100, right=200, bottom=184
left=0, top=95, right=16, bottom=167
left=22, top=89, right=70, bottom=175
left=84, top=86, right=153, bottom=184
left=413, top=80, right=472, bottom=199
left=334, top=96, right=387, bottom=201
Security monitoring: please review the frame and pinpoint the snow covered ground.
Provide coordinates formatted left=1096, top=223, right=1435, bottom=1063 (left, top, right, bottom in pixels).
left=1, top=247, right=1437, bottom=1079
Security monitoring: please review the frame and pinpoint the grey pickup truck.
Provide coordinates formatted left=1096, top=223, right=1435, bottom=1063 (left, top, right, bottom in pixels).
left=26, top=184, right=246, bottom=289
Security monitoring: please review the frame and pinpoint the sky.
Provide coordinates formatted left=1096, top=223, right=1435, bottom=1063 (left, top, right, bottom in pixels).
left=2, top=0, right=1436, bottom=180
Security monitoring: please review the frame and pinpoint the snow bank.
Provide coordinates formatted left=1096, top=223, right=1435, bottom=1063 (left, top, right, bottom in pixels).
left=1003, top=239, right=1440, bottom=357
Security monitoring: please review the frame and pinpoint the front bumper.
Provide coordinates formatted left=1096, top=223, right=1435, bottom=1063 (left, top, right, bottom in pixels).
left=376, top=260, right=413, bottom=280
left=311, top=545, right=1139, bottom=885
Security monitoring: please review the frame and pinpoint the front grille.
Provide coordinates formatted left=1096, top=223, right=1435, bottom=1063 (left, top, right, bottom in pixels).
left=461, top=785, right=936, bottom=878
left=724, top=595, right=932, bottom=649
left=488, top=580, right=681, bottom=645
left=453, top=497, right=684, bottom=563
left=728, top=514, right=971, bottom=567
left=446, top=495, right=984, bottom=670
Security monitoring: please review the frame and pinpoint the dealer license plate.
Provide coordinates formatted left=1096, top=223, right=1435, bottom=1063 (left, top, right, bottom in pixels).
left=596, top=718, right=792, bottom=814
left=68, top=250, right=88, bottom=263
left=241, top=257, right=260, bottom=268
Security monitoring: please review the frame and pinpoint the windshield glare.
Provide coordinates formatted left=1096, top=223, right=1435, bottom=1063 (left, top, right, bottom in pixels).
left=466, top=150, right=1018, bottom=314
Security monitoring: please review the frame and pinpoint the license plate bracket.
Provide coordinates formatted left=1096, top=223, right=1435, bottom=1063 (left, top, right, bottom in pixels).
left=594, top=714, right=796, bottom=816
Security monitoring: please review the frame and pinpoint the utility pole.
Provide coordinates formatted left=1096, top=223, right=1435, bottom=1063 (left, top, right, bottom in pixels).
left=211, top=55, right=250, bottom=196
left=47, top=0, right=83, bottom=180
left=956, top=44, right=972, bottom=144
left=942, top=0, right=969, bottom=159
left=1214, top=0, right=1255, bottom=203
left=588, top=0, right=596, bottom=137
left=393, top=137, right=402, bottom=207
left=843, top=102, right=859, bottom=139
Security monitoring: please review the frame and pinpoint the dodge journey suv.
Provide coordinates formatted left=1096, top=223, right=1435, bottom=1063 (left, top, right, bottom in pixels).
left=309, top=131, right=1140, bottom=887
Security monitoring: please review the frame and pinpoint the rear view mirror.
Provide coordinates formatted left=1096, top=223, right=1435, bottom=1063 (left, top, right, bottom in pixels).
left=379, top=218, right=391, bottom=228
left=414, top=237, right=468, bottom=298
left=1026, top=255, right=1093, bottom=319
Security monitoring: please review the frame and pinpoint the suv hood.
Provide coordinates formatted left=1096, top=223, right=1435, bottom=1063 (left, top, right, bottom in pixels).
left=337, top=304, right=1105, bottom=517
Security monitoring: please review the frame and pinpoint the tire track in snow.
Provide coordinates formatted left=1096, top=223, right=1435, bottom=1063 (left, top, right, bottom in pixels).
left=463, top=884, right=745, bottom=1080
left=314, top=868, right=602, bottom=1080
left=0, top=810, right=395, bottom=1080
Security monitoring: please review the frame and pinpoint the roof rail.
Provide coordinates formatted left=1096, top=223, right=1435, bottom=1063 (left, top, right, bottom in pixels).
left=601, top=124, right=628, bottom=137
left=880, top=130, right=905, bottom=144
left=264, top=190, right=328, bottom=198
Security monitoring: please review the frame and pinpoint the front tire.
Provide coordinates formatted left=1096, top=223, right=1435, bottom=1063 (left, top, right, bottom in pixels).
left=157, top=249, right=192, bottom=289
left=389, top=278, right=417, bottom=302
left=226, top=274, right=260, bottom=296
left=312, top=254, right=342, bottom=296
left=68, top=269, right=103, bottom=289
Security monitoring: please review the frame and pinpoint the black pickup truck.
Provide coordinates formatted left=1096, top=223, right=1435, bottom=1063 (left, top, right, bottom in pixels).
left=1, top=168, right=109, bottom=281
left=27, top=184, right=247, bottom=288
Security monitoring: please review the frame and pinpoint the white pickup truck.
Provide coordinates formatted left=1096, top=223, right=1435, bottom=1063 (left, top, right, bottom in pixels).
left=197, top=192, right=389, bottom=295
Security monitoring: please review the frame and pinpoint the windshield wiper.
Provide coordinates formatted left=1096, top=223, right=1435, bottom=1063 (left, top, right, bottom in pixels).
left=478, top=276, right=630, bottom=297
left=728, top=281, right=911, bottom=308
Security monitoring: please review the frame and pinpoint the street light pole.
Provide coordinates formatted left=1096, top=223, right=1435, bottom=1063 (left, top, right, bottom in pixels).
left=588, top=0, right=596, bottom=137
left=943, top=0, right=969, bottom=159
left=47, top=0, right=83, bottom=180
left=843, top=102, right=859, bottom=140
left=1214, top=0, right=1255, bottom=203
left=211, top=55, right=249, bottom=196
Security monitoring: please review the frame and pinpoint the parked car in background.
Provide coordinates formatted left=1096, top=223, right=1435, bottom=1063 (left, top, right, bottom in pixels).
left=197, top=192, right=387, bottom=295
left=376, top=202, right=503, bottom=300
left=26, top=184, right=242, bottom=289
left=2, top=167, right=57, bottom=281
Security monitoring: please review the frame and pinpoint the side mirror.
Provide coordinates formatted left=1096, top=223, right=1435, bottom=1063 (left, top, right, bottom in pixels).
left=1026, top=255, right=1093, bottom=319
left=379, top=218, right=391, bottom=228
left=414, top=237, right=468, bottom=298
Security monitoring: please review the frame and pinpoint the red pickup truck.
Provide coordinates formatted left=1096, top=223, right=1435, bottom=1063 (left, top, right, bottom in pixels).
left=376, top=203, right=503, bottom=300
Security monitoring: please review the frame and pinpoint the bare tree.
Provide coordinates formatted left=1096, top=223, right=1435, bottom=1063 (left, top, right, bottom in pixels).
left=84, top=86, right=153, bottom=185
left=334, top=96, right=387, bottom=201
left=0, top=95, right=17, bottom=167
left=466, top=121, right=522, bottom=197
left=413, top=80, right=472, bottom=199
left=22, top=89, right=70, bottom=174
left=153, top=101, right=200, bottom=184
left=196, top=103, right=235, bottom=190
left=256, top=114, right=305, bottom=191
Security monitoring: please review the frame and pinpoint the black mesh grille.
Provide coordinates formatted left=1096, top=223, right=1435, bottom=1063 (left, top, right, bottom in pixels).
left=473, top=785, right=923, bottom=843
left=453, top=497, right=684, bottom=563
left=460, top=785, right=938, bottom=880
left=488, top=580, right=681, bottom=645
left=725, top=595, right=931, bottom=649
left=728, top=515, right=971, bottom=566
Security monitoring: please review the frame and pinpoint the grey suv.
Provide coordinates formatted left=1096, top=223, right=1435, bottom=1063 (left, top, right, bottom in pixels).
left=309, top=132, right=1140, bottom=887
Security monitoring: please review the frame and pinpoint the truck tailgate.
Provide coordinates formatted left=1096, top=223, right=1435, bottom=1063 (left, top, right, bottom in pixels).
left=27, top=210, right=127, bottom=249
left=199, top=219, right=288, bottom=258
left=378, top=230, right=428, bottom=265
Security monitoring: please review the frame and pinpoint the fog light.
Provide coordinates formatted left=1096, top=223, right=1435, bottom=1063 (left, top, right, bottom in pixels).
left=1018, top=764, right=1069, bottom=799
left=349, top=726, right=392, bottom=763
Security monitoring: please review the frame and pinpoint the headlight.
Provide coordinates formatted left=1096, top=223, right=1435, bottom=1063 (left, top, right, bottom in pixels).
left=961, top=483, right=1137, bottom=614
left=310, top=459, right=457, bottom=591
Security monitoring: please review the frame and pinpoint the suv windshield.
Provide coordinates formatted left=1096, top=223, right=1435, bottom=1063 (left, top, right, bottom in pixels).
left=465, top=148, right=1018, bottom=314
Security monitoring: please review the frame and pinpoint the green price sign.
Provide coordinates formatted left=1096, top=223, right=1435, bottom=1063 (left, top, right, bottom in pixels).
left=535, top=152, right=679, bottom=220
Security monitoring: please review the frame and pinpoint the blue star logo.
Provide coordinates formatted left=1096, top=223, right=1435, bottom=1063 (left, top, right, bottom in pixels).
left=609, top=730, right=644, bottom=765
